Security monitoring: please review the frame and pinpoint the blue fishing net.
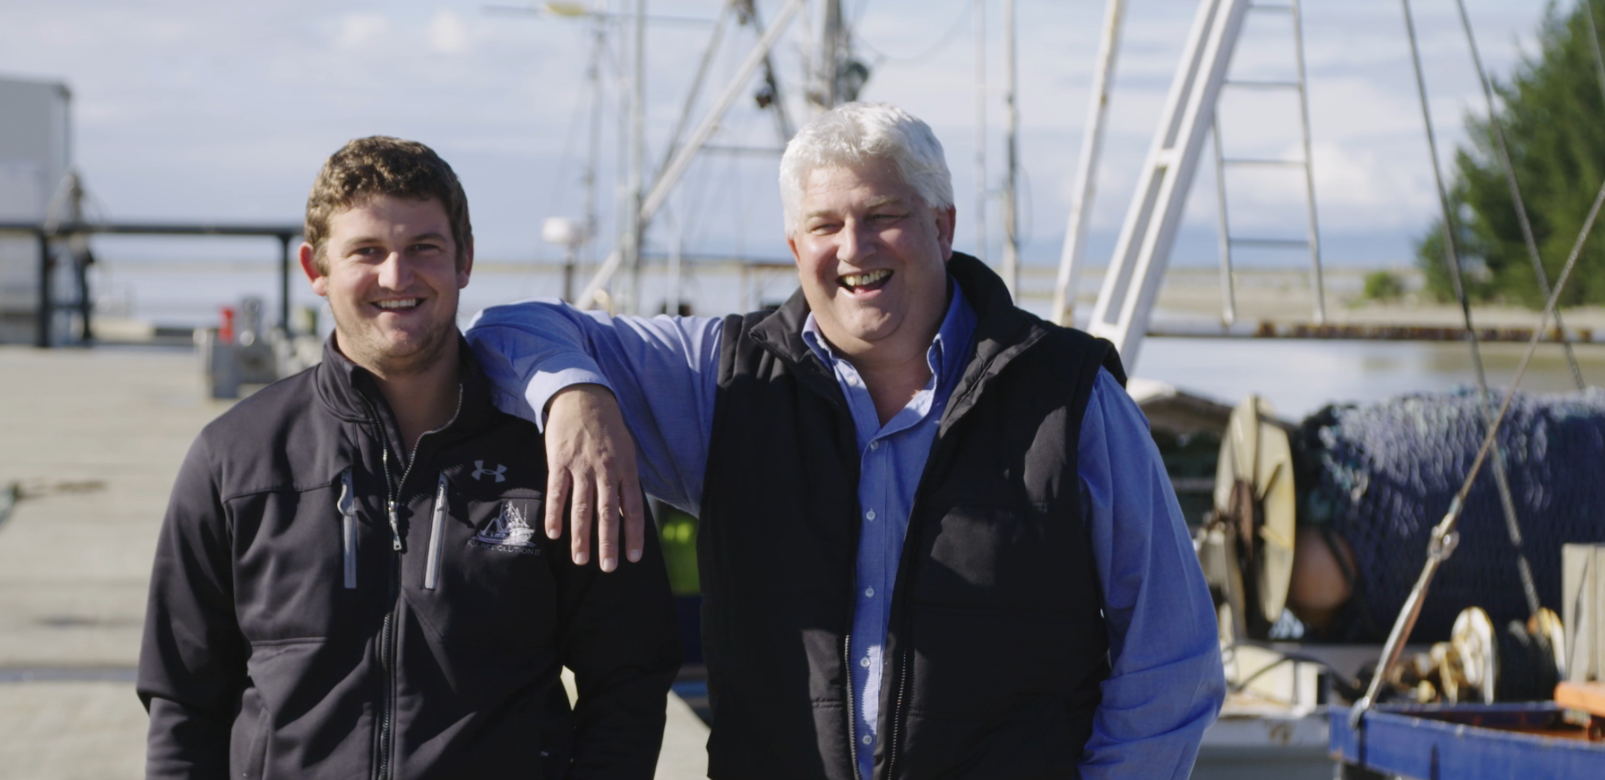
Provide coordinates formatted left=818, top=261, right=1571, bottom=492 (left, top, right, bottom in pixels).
left=1296, top=387, right=1605, bottom=643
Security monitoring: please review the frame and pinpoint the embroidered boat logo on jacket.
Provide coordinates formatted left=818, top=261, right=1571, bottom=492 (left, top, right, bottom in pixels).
left=470, top=502, right=539, bottom=555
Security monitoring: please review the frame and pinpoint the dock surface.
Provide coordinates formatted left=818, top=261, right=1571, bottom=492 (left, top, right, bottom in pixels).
left=0, top=345, right=708, bottom=779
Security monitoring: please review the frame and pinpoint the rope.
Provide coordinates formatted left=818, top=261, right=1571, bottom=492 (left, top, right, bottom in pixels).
left=1454, top=0, right=1587, bottom=392
left=1400, top=0, right=1538, bottom=619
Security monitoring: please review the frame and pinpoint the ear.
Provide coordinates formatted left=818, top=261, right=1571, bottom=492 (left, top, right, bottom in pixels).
left=298, top=242, right=329, bottom=298
left=935, top=206, right=956, bottom=261
left=786, top=231, right=801, bottom=268
left=457, top=239, right=475, bottom=289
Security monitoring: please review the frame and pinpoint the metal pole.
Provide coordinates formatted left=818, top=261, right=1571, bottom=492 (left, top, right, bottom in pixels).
left=628, top=0, right=647, bottom=314
left=974, top=0, right=988, bottom=266
left=1001, top=0, right=1020, bottom=298
left=744, top=1, right=796, bottom=143
left=822, top=0, right=842, bottom=109
left=75, top=247, right=92, bottom=342
left=1290, top=0, right=1326, bottom=324
left=35, top=231, right=51, bottom=349
left=279, top=233, right=293, bottom=334
left=1051, top=0, right=1126, bottom=326
left=668, top=197, right=683, bottom=313
left=65, top=174, right=92, bottom=343
left=657, top=1, right=733, bottom=183
left=1211, top=117, right=1238, bottom=327
left=577, top=0, right=807, bottom=309
left=584, top=13, right=606, bottom=272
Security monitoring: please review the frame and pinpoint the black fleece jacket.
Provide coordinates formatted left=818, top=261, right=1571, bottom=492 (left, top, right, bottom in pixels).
left=137, top=337, right=679, bottom=780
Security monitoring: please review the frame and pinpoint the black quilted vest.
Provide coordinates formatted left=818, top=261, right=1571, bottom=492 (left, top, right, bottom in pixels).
left=697, top=253, right=1123, bottom=780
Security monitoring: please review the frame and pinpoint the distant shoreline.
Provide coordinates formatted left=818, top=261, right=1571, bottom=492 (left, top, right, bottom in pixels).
left=71, top=262, right=1605, bottom=337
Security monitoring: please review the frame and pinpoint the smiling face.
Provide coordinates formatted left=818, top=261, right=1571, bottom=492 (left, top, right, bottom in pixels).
left=300, top=195, right=472, bottom=378
left=787, top=162, right=955, bottom=365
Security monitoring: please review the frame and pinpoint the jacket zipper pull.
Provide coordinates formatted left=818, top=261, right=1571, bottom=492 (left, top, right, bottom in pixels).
left=387, top=500, right=403, bottom=552
left=423, top=473, right=448, bottom=591
left=339, top=469, right=357, bottom=590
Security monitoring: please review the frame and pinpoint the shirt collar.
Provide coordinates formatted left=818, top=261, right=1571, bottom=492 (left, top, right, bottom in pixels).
left=800, top=276, right=976, bottom=389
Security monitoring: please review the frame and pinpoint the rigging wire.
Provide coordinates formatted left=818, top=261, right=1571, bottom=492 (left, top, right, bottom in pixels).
left=1399, top=0, right=1538, bottom=618
left=1355, top=173, right=1605, bottom=723
left=655, top=1, right=734, bottom=185
left=543, top=28, right=607, bottom=256
left=854, top=0, right=973, bottom=65
left=1582, top=0, right=1605, bottom=112
left=1453, top=0, right=1587, bottom=391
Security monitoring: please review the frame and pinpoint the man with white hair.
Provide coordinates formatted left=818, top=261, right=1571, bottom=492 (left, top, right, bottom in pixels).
left=468, top=102, right=1223, bottom=779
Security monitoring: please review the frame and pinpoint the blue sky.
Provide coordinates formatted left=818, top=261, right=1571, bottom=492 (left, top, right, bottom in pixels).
left=0, top=0, right=1554, bottom=274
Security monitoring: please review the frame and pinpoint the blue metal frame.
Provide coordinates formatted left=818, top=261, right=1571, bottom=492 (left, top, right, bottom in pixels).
left=1329, top=703, right=1605, bottom=778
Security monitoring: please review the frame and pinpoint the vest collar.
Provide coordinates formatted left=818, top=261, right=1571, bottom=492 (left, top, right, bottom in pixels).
left=746, top=252, right=1050, bottom=409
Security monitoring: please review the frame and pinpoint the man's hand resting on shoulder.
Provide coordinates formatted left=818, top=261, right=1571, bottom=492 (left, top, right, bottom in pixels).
left=544, top=384, right=645, bottom=573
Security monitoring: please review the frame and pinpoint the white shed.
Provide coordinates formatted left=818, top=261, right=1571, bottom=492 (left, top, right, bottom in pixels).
left=0, top=76, right=72, bottom=343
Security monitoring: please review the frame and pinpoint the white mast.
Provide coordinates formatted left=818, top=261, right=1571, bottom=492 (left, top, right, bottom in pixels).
left=625, top=0, right=647, bottom=313
left=1051, top=0, right=1126, bottom=327
left=973, top=0, right=987, bottom=265
left=1000, top=0, right=1020, bottom=298
left=576, top=0, right=808, bottom=309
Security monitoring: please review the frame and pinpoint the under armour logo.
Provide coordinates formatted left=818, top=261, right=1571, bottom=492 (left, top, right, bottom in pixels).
left=472, top=460, right=507, bottom=483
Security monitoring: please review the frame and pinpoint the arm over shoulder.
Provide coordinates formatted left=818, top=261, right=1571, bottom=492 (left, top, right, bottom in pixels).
left=467, top=300, right=722, bottom=514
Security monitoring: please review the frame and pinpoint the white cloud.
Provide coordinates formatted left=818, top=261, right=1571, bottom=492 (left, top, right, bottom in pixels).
left=428, top=8, right=471, bottom=55
left=334, top=12, right=394, bottom=51
left=1310, top=141, right=1437, bottom=231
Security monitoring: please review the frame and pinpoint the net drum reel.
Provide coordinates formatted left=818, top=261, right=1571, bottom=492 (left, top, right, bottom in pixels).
left=1197, top=388, right=1599, bottom=705
left=1204, top=395, right=1297, bottom=641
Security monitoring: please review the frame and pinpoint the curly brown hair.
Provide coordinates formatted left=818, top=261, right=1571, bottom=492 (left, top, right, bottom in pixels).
left=304, top=136, right=472, bottom=272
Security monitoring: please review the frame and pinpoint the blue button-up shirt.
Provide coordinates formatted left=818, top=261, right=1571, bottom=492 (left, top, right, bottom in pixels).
left=798, top=281, right=974, bottom=779
left=466, top=285, right=1224, bottom=780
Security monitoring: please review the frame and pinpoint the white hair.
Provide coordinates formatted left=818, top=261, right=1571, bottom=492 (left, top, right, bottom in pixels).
left=778, top=102, right=954, bottom=234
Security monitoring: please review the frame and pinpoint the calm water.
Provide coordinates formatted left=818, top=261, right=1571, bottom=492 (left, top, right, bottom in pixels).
left=1136, top=338, right=1605, bottom=421
left=88, top=263, right=1605, bottom=423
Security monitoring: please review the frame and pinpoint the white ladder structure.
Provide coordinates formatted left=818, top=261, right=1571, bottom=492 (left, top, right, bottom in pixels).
left=1209, top=0, right=1324, bottom=329
left=1063, top=0, right=1325, bottom=367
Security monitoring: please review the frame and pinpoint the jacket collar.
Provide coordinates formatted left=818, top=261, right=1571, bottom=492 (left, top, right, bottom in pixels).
left=313, top=334, right=496, bottom=440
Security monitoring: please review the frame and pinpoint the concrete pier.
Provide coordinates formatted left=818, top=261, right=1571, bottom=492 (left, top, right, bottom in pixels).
left=0, top=345, right=708, bottom=779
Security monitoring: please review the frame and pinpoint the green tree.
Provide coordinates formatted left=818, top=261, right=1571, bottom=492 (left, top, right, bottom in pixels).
left=1418, top=0, right=1605, bottom=307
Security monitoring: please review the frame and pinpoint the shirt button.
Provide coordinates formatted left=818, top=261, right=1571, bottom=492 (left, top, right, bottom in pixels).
left=869, top=440, right=880, bottom=451
left=865, top=509, right=876, bottom=521
left=860, top=656, right=871, bottom=668
left=865, top=587, right=875, bottom=597
left=862, top=735, right=873, bottom=745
